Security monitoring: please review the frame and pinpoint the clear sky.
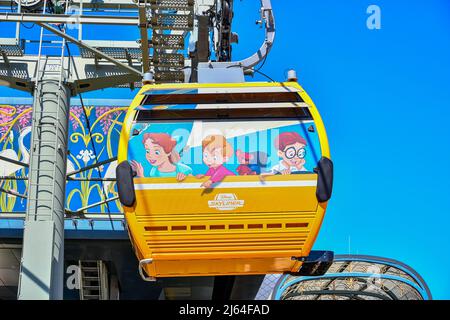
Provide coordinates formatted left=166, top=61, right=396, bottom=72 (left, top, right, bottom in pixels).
left=1, top=0, right=449, bottom=299
left=244, top=0, right=450, bottom=299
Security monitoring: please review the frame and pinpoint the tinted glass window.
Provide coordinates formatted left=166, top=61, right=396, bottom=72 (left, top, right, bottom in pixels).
left=128, top=115, right=321, bottom=180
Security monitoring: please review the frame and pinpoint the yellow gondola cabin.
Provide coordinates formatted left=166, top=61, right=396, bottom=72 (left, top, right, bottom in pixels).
left=116, top=81, right=334, bottom=280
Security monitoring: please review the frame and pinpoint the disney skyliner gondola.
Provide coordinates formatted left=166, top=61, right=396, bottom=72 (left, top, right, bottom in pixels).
left=116, top=0, right=334, bottom=281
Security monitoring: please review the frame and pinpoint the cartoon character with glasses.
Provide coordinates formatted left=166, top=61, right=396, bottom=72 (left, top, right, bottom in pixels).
left=269, top=132, right=308, bottom=175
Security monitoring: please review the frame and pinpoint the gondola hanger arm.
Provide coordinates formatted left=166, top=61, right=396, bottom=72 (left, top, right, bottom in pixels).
left=237, top=0, right=275, bottom=69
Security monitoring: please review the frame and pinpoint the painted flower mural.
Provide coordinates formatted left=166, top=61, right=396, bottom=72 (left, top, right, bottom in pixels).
left=96, top=106, right=122, bottom=135
left=0, top=105, right=33, bottom=213
left=76, top=149, right=96, bottom=164
left=70, top=106, right=84, bottom=130
left=0, top=104, right=126, bottom=215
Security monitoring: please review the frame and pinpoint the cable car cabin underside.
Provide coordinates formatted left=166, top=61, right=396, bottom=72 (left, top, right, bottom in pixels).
left=117, top=82, right=334, bottom=280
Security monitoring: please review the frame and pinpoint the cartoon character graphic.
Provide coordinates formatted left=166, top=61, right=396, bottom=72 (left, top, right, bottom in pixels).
left=269, top=132, right=308, bottom=175
left=130, top=133, right=192, bottom=181
left=236, top=149, right=268, bottom=175
left=196, top=134, right=236, bottom=188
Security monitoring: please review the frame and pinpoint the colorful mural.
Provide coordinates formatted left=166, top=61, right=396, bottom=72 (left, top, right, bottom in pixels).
left=128, top=118, right=322, bottom=188
left=0, top=104, right=126, bottom=215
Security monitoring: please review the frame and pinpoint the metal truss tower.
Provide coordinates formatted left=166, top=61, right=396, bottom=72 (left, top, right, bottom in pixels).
left=0, top=0, right=275, bottom=299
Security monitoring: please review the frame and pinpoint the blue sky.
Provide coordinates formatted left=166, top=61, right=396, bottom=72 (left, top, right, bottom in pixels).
left=248, top=0, right=450, bottom=299
left=1, top=0, right=449, bottom=299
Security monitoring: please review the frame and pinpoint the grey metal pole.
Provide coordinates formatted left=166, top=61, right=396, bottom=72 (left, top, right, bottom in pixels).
left=17, top=76, right=71, bottom=300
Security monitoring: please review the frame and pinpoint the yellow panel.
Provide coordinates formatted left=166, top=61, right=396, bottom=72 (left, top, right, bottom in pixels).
left=133, top=175, right=318, bottom=216
left=154, top=257, right=296, bottom=277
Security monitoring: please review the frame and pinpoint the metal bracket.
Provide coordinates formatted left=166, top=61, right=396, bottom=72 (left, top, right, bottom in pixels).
left=290, top=251, right=335, bottom=277
left=237, top=0, right=275, bottom=69
left=0, top=49, right=10, bottom=67
left=291, top=256, right=307, bottom=262
left=138, top=258, right=156, bottom=282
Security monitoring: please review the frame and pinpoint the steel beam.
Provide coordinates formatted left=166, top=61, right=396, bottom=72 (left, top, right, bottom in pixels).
left=0, top=154, right=29, bottom=168
left=138, top=5, right=150, bottom=73
left=67, top=177, right=116, bottom=182
left=67, top=156, right=117, bottom=177
left=0, top=12, right=139, bottom=25
left=0, top=0, right=141, bottom=10
left=0, top=176, right=28, bottom=180
left=0, top=74, right=34, bottom=92
left=1, top=55, right=142, bottom=93
left=72, top=72, right=141, bottom=93
left=66, top=196, right=119, bottom=215
left=37, top=23, right=142, bottom=77
left=0, top=186, right=27, bottom=199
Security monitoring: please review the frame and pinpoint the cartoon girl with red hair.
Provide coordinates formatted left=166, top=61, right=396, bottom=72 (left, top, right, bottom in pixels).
left=131, top=133, right=192, bottom=181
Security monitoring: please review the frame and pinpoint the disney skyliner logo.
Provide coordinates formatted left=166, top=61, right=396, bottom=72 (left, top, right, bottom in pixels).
left=208, top=193, right=245, bottom=211
left=60, top=3, right=382, bottom=294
